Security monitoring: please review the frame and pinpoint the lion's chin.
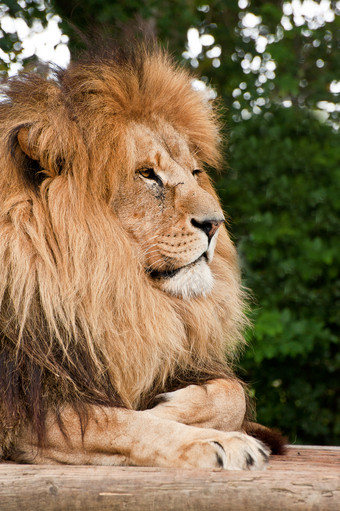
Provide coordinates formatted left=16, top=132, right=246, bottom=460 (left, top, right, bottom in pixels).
left=151, top=257, right=214, bottom=300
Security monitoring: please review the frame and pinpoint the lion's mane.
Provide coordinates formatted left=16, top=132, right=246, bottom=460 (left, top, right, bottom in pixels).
left=0, top=44, right=246, bottom=456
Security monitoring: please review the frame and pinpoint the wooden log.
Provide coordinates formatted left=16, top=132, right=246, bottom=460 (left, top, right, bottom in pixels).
left=0, top=447, right=339, bottom=511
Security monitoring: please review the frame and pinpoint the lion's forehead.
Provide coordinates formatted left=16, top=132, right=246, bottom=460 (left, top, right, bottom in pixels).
left=129, top=122, right=195, bottom=170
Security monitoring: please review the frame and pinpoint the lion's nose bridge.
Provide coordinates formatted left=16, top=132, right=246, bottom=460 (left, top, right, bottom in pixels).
left=178, top=184, right=225, bottom=239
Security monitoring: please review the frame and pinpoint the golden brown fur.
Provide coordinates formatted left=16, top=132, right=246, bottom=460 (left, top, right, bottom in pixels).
left=0, top=43, right=279, bottom=467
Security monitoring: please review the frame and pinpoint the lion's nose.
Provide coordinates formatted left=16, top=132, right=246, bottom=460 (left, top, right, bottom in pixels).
left=191, top=218, right=224, bottom=242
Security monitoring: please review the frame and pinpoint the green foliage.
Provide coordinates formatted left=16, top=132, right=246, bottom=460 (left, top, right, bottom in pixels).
left=0, top=0, right=55, bottom=74
left=193, top=0, right=340, bottom=122
left=51, top=0, right=201, bottom=54
left=218, top=108, right=340, bottom=444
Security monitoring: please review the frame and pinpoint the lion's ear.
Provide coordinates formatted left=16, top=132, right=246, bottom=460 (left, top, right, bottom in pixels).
left=16, top=126, right=39, bottom=160
left=10, top=124, right=48, bottom=188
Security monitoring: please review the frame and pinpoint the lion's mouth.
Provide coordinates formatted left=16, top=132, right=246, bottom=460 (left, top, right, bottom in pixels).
left=147, top=253, right=207, bottom=280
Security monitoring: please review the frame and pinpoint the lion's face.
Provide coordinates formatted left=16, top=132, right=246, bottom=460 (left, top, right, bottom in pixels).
left=116, top=121, right=224, bottom=299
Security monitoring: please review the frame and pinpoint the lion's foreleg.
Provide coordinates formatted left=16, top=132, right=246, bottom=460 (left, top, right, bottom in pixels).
left=15, top=404, right=268, bottom=469
left=148, top=379, right=247, bottom=432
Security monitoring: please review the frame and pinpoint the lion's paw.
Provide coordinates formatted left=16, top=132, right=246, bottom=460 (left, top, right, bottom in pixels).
left=179, top=432, right=270, bottom=470
left=218, top=432, right=270, bottom=470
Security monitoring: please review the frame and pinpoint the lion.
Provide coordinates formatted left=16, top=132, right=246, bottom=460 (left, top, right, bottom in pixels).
left=0, top=43, right=282, bottom=469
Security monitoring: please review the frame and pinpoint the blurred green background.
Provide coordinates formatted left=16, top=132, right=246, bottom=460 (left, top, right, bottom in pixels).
left=1, top=0, right=339, bottom=445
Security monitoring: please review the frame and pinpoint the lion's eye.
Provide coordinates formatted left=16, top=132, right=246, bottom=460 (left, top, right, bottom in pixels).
left=139, top=168, right=154, bottom=179
left=192, top=169, right=203, bottom=179
left=138, top=168, right=163, bottom=186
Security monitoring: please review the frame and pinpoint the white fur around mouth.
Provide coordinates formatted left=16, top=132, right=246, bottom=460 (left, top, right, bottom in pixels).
left=150, top=256, right=214, bottom=299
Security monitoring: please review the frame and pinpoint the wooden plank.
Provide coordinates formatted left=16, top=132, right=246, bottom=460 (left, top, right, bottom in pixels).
left=269, top=446, right=340, bottom=472
left=0, top=447, right=339, bottom=511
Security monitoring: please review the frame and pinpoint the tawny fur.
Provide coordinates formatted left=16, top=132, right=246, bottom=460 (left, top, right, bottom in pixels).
left=0, top=44, right=272, bottom=466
